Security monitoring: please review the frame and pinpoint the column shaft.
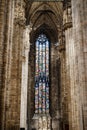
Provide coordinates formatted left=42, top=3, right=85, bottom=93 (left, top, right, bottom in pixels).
left=20, top=26, right=30, bottom=129
left=72, top=0, right=87, bottom=129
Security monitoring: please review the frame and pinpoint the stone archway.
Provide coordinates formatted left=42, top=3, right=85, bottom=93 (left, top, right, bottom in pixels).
left=24, top=1, right=64, bottom=130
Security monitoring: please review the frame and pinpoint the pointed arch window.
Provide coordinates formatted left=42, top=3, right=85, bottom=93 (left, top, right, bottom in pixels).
left=35, top=34, right=49, bottom=114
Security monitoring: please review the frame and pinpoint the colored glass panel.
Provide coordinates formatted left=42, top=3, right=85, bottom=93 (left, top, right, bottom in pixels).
left=35, top=34, right=49, bottom=114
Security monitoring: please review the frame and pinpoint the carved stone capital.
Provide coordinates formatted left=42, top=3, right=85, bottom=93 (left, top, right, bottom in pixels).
left=63, top=22, right=72, bottom=30
left=14, top=18, right=26, bottom=26
left=14, top=1, right=26, bottom=26
left=63, top=2, right=72, bottom=30
left=58, top=44, right=65, bottom=52
left=24, top=25, right=32, bottom=49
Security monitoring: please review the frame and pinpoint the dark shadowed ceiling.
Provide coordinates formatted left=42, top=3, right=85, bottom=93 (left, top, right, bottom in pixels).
left=25, top=1, right=63, bottom=43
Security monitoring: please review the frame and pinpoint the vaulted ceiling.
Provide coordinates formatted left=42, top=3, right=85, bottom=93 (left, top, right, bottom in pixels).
left=25, top=1, right=63, bottom=43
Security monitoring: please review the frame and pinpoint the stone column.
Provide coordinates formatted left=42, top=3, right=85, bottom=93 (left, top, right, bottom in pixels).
left=51, top=44, right=60, bottom=130
left=60, top=49, right=67, bottom=130
left=20, top=25, right=31, bottom=130
left=5, top=1, right=26, bottom=129
left=0, top=0, right=8, bottom=128
left=71, top=0, right=87, bottom=129
left=63, top=1, right=74, bottom=130
left=0, top=1, right=15, bottom=129
left=63, top=0, right=85, bottom=129
left=57, top=25, right=68, bottom=130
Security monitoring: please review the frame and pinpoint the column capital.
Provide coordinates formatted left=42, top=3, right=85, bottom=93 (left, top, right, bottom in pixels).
left=58, top=44, right=65, bottom=52
left=63, top=1, right=72, bottom=30
left=25, top=25, right=32, bottom=33
left=14, top=1, right=26, bottom=26
left=23, top=25, right=32, bottom=50
left=57, top=26, right=65, bottom=51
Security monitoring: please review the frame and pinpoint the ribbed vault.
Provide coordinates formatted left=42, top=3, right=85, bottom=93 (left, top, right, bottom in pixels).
left=25, top=1, right=63, bottom=45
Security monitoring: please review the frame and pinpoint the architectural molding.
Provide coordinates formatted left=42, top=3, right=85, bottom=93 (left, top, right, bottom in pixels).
left=63, top=1, right=72, bottom=30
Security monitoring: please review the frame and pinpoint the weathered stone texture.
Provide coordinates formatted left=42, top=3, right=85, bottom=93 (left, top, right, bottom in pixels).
left=71, top=0, right=87, bottom=129
left=0, top=1, right=87, bottom=130
left=0, top=1, right=15, bottom=129
left=20, top=26, right=30, bottom=130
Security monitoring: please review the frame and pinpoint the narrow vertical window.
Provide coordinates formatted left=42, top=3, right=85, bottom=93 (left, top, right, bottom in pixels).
left=35, top=34, right=49, bottom=114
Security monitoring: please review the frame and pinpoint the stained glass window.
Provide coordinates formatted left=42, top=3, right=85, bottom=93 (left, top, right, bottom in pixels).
left=35, top=34, right=49, bottom=114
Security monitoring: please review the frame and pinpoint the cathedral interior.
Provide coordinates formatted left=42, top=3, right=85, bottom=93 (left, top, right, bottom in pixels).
left=0, top=0, right=87, bottom=130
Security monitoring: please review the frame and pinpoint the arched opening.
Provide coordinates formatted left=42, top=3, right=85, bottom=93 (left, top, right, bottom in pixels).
left=26, top=2, right=63, bottom=130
